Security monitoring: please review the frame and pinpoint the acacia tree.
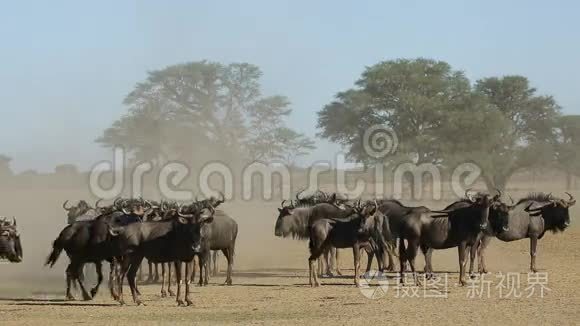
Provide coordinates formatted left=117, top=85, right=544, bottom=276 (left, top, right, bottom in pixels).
left=318, top=59, right=562, bottom=191
left=470, top=76, right=560, bottom=190
left=556, top=115, right=580, bottom=189
left=98, top=61, right=314, bottom=167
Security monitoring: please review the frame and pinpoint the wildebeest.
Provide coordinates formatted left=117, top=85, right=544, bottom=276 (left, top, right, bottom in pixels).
left=275, top=197, right=357, bottom=276
left=182, top=196, right=237, bottom=286
left=307, top=200, right=386, bottom=287
left=0, top=217, right=22, bottom=263
left=62, top=200, right=104, bottom=224
left=421, top=191, right=512, bottom=278
left=110, top=204, right=215, bottom=306
left=46, top=198, right=151, bottom=301
left=476, top=192, right=575, bottom=273
left=397, top=195, right=493, bottom=286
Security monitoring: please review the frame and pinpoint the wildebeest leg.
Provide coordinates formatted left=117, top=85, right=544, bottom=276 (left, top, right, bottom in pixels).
left=530, top=237, right=538, bottom=273
left=406, top=239, right=421, bottom=286
left=212, top=251, right=219, bottom=276
left=365, top=250, right=374, bottom=273
left=458, top=243, right=468, bottom=286
left=324, top=248, right=333, bottom=277
left=223, top=246, right=234, bottom=285
left=90, top=261, right=103, bottom=298
left=422, top=246, right=433, bottom=278
left=203, top=254, right=210, bottom=286
left=65, top=263, right=75, bottom=301
left=334, top=248, right=342, bottom=276
left=154, top=263, right=160, bottom=283
left=197, top=255, right=205, bottom=286
left=189, top=256, right=199, bottom=284
left=478, top=236, right=491, bottom=273
left=74, top=262, right=92, bottom=301
left=160, top=262, right=168, bottom=297
left=127, top=257, right=144, bottom=305
left=167, top=262, right=175, bottom=296
left=146, top=261, right=154, bottom=283
left=469, top=243, right=478, bottom=278
left=385, top=239, right=396, bottom=272
left=308, top=246, right=326, bottom=287
left=174, top=261, right=185, bottom=306
left=353, top=244, right=361, bottom=287
left=398, top=238, right=407, bottom=284
left=116, top=257, right=132, bottom=305
left=108, top=259, right=120, bottom=301
left=185, top=260, right=193, bottom=306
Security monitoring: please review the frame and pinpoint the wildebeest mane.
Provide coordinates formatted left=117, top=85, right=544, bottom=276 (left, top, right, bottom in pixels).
left=516, top=192, right=554, bottom=205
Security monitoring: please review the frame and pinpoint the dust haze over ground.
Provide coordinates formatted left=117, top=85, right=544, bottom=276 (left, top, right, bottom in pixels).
left=0, top=180, right=579, bottom=325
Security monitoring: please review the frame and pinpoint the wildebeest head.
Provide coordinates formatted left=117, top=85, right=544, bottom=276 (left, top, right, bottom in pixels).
left=524, top=192, right=575, bottom=232
left=0, top=217, right=22, bottom=263
left=176, top=205, right=215, bottom=253
left=354, top=200, right=384, bottom=236
left=275, top=200, right=297, bottom=237
left=62, top=200, right=93, bottom=223
left=470, top=194, right=493, bottom=231
left=489, top=200, right=512, bottom=233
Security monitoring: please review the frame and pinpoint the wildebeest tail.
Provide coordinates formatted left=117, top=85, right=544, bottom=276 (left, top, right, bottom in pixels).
left=45, top=237, right=65, bottom=267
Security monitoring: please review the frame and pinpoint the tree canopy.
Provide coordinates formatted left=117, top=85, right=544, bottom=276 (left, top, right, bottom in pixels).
left=97, top=61, right=314, bottom=167
left=318, top=58, right=563, bottom=190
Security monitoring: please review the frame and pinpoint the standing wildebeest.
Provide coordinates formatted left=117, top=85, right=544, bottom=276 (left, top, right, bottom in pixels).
left=46, top=198, right=149, bottom=301
left=110, top=205, right=215, bottom=306
left=397, top=195, right=493, bottom=286
left=184, top=196, right=237, bottom=286
left=308, top=200, right=387, bottom=287
left=275, top=197, right=357, bottom=276
left=422, top=191, right=512, bottom=278
left=62, top=200, right=105, bottom=224
left=476, top=192, right=575, bottom=273
left=0, top=217, right=22, bottom=263
left=375, top=198, right=433, bottom=272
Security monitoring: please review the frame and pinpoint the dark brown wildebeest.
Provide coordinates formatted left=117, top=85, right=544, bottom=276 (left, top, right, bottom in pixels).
left=307, top=200, right=387, bottom=287
left=110, top=205, right=215, bottom=306
left=46, top=198, right=151, bottom=301
left=275, top=198, right=357, bottom=276
left=0, top=217, right=22, bottom=263
left=375, top=198, right=433, bottom=272
left=422, top=191, right=512, bottom=278
left=476, top=192, right=575, bottom=273
left=397, top=195, right=493, bottom=286
left=62, top=200, right=105, bottom=224
left=181, top=197, right=237, bottom=286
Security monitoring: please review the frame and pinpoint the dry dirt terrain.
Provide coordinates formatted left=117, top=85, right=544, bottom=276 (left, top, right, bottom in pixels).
left=1, top=189, right=579, bottom=325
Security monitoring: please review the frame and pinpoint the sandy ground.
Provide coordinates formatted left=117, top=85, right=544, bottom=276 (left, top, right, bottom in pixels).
left=1, top=189, right=579, bottom=325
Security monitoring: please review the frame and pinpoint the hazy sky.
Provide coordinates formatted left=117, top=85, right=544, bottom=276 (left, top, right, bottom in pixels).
left=1, top=1, right=579, bottom=172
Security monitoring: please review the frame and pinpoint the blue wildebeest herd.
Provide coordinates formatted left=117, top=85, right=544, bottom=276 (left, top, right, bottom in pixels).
left=0, top=189, right=575, bottom=306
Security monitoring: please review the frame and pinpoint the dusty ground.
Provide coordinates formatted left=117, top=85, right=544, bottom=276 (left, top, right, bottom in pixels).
left=1, top=188, right=579, bottom=325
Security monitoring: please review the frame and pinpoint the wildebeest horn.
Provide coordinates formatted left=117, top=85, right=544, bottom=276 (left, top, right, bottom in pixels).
left=281, top=200, right=287, bottom=207
left=564, top=192, right=576, bottom=206
left=464, top=188, right=475, bottom=202
left=218, top=191, right=225, bottom=202
left=12, top=217, right=16, bottom=227
left=177, top=206, right=194, bottom=218
left=95, top=199, right=104, bottom=208
left=508, top=195, right=515, bottom=205
left=296, top=188, right=305, bottom=201
left=62, top=200, right=72, bottom=211
left=524, top=203, right=542, bottom=213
